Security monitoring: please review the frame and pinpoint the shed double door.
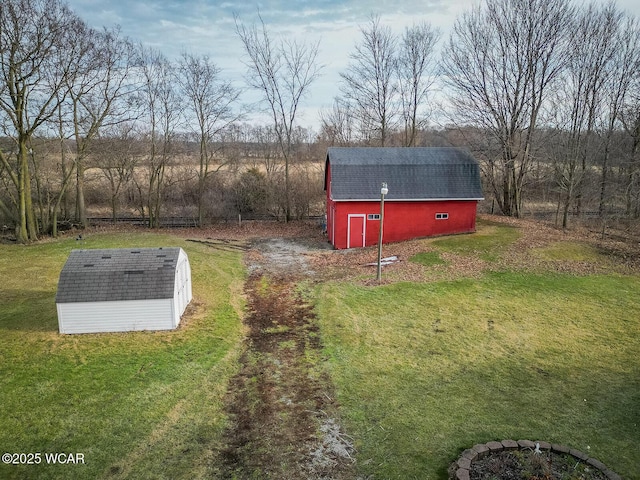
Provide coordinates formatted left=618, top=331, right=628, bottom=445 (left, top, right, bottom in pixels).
left=348, top=214, right=366, bottom=248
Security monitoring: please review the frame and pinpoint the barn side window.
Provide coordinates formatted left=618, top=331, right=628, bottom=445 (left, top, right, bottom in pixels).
left=435, top=213, right=449, bottom=220
left=367, top=214, right=381, bottom=220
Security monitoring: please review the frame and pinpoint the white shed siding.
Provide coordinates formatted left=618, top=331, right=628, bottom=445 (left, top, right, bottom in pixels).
left=57, top=299, right=174, bottom=334
left=174, top=252, right=192, bottom=322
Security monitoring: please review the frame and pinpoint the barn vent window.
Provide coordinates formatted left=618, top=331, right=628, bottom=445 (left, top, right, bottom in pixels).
left=367, top=214, right=381, bottom=220
left=435, top=213, right=449, bottom=220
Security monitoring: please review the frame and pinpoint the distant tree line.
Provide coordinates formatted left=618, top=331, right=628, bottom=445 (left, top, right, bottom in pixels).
left=1, top=0, right=639, bottom=243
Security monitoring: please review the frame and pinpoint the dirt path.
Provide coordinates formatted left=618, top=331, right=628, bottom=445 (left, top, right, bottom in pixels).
left=215, top=238, right=355, bottom=479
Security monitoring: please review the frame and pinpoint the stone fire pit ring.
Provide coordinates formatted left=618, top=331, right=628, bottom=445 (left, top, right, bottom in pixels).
left=449, top=439, right=621, bottom=480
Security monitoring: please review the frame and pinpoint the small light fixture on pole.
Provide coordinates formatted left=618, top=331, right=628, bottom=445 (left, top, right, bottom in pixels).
left=377, top=182, right=388, bottom=282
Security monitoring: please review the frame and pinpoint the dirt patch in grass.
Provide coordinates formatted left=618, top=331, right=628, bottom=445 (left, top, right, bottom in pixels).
left=214, top=242, right=354, bottom=478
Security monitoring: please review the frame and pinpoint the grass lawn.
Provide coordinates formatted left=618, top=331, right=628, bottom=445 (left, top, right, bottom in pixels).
left=2, top=220, right=638, bottom=479
left=409, top=251, right=448, bottom=267
left=431, top=220, right=520, bottom=261
left=315, top=223, right=640, bottom=479
left=0, top=231, right=245, bottom=479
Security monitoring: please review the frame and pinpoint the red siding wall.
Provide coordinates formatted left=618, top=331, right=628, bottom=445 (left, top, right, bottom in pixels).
left=328, top=200, right=478, bottom=249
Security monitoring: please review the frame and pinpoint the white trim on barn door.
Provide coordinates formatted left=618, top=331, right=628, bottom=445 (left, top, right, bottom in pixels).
left=347, top=214, right=366, bottom=248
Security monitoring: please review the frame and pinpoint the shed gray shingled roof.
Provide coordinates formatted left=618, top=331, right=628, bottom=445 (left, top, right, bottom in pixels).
left=55, top=247, right=182, bottom=303
left=325, top=147, right=484, bottom=201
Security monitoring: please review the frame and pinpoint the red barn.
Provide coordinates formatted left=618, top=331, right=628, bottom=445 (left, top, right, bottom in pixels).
left=324, top=147, right=484, bottom=249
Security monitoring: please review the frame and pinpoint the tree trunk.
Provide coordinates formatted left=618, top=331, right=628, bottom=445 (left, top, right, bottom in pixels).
left=17, top=139, right=38, bottom=243
left=599, top=137, right=611, bottom=217
left=75, top=157, right=88, bottom=228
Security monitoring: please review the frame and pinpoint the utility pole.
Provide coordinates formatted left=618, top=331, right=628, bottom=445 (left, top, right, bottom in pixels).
left=377, top=182, right=388, bottom=281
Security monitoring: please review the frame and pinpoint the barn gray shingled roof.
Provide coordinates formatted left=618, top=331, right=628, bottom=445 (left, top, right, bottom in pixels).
left=325, top=147, right=484, bottom=201
left=55, top=247, right=181, bottom=303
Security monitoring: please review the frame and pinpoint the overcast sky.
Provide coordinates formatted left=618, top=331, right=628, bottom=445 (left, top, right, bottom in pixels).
left=65, top=0, right=640, bottom=130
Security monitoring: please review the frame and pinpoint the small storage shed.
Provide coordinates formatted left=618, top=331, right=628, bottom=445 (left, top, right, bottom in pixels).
left=325, top=147, right=484, bottom=249
left=55, top=247, right=192, bottom=334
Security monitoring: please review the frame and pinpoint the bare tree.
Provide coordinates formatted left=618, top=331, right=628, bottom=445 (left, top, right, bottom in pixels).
left=597, top=12, right=640, bottom=218
left=0, top=0, right=83, bottom=242
left=339, top=15, right=398, bottom=146
left=249, top=125, right=281, bottom=177
left=50, top=95, right=76, bottom=236
left=68, top=27, right=138, bottom=228
left=397, top=22, right=440, bottom=146
left=177, top=53, right=241, bottom=226
left=50, top=87, right=75, bottom=219
left=94, top=122, right=140, bottom=222
left=136, top=46, right=181, bottom=228
left=441, top=0, right=573, bottom=217
left=319, top=98, right=356, bottom=146
left=236, top=14, right=322, bottom=221
left=571, top=4, right=621, bottom=218
left=620, top=82, right=640, bottom=219
left=551, top=2, right=620, bottom=228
